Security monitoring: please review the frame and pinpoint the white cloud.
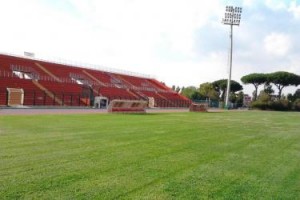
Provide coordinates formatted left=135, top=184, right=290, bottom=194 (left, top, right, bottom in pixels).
left=265, top=0, right=287, bottom=10
left=154, top=51, right=228, bottom=87
left=288, top=54, right=300, bottom=75
left=288, top=1, right=300, bottom=19
left=243, top=0, right=254, bottom=7
left=0, top=0, right=299, bottom=97
left=242, top=0, right=261, bottom=7
left=0, top=0, right=228, bottom=85
left=67, top=0, right=224, bottom=60
left=264, top=33, right=291, bottom=56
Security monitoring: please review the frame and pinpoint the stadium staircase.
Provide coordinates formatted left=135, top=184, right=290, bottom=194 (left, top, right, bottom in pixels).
left=114, top=74, right=135, bottom=88
left=32, top=80, right=63, bottom=105
left=125, top=89, right=140, bottom=99
left=82, top=70, right=105, bottom=86
left=34, top=63, right=61, bottom=82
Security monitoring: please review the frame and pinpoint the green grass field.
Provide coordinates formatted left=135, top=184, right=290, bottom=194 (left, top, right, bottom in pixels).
left=0, top=111, right=300, bottom=199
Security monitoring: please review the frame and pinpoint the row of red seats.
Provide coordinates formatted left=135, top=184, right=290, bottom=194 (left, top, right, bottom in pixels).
left=99, top=87, right=139, bottom=101
left=0, top=54, right=190, bottom=107
left=0, top=54, right=170, bottom=92
left=0, top=79, right=190, bottom=107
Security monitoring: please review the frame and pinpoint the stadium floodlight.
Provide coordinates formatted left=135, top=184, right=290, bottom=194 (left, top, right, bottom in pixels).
left=222, top=6, right=242, bottom=109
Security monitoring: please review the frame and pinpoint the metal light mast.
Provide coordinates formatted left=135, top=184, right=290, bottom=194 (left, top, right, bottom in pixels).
left=222, top=6, right=242, bottom=109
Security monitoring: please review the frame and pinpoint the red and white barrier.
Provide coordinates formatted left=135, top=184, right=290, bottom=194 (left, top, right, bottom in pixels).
left=189, top=103, right=208, bottom=112
left=108, top=100, right=148, bottom=113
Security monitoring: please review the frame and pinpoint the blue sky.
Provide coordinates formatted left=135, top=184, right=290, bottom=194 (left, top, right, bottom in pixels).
left=0, top=0, right=299, bottom=95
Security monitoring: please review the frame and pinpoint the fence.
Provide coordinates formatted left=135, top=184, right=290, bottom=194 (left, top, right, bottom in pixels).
left=0, top=89, right=90, bottom=107
left=0, top=88, right=191, bottom=108
left=193, top=100, right=219, bottom=108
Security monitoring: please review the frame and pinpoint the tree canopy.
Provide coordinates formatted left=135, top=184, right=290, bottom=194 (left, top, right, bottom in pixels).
left=171, top=85, right=181, bottom=93
left=212, top=79, right=243, bottom=101
left=241, top=73, right=267, bottom=101
left=287, top=89, right=300, bottom=102
left=267, top=71, right=300, bottom=98
left=180, top=86, right=197, bottom=99
left=180, top=86, right=204, bottom=100
left=199, top=82, right=219, bottom=100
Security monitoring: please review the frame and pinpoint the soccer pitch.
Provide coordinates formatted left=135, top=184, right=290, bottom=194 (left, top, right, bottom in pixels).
left=1, top=111, right=299, bottom=199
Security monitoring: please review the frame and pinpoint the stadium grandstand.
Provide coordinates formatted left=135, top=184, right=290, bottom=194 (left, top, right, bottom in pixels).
left=0, top=53, right=191, bottom=108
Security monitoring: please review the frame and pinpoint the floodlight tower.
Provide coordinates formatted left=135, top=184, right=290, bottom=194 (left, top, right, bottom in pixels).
left=222, top=6, right=242, bottom=109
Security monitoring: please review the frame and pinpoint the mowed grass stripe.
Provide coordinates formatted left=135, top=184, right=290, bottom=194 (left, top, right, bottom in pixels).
left=0, top=111, right=300, bottom=199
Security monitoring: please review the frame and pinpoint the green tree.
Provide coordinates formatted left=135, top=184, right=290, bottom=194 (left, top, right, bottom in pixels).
left=212, top=79, right=243, bottom=101
left=235, top=91, right=244, bottom=106
left=191, top=91, right=203, bottom=100
left=199, top=82, right=219, bottom=100
left=180, top=86, right=198, bottom=99
left=287, top=89, right=300, bottom=102
left=263, top=83, right=274, bottom=95
left=267, top=71, right=300, bottom=98
left=212, top=79, right=227, bottom=100
left=295, top=89, right=300, bottom=98
left=171, top=85, right=176, bottom=91
left=171, top=85, right=181, bottom=93
left=181, top=86, right=205, bottom=100
left=241, top=73, right=267, bottom=101
left=257, top=91, right=271, bottom=103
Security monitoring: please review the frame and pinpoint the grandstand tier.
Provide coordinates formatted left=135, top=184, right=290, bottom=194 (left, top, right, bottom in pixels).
left=0, top=53, right=191, bottom=108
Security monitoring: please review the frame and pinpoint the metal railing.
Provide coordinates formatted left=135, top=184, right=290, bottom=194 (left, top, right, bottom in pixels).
left=0, top=70, right=179, bottom=94
left=0, top=88, right=191, bottom=108
left=0, top=51, right=154, bottom=79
